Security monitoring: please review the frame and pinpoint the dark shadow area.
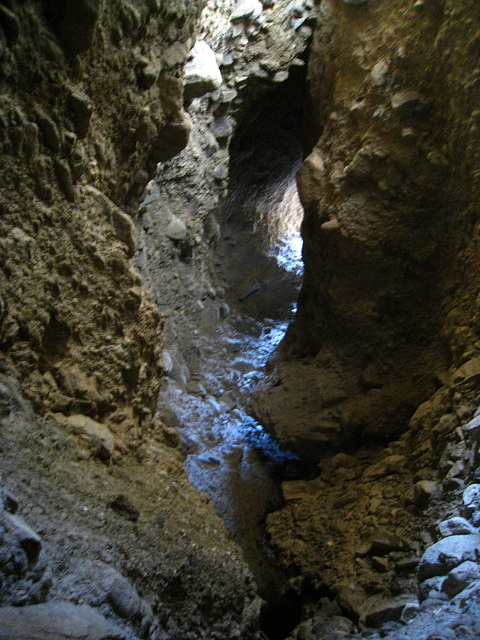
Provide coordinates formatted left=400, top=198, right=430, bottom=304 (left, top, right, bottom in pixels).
left=215, top=63, right=311, bottom=323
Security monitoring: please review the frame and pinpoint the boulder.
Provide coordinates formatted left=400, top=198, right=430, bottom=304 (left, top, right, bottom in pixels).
left=184, top=41, right=222, bottom=101
left=417, top=534, right=480, bottom=582
left=0, top=602, right=126, bottom=639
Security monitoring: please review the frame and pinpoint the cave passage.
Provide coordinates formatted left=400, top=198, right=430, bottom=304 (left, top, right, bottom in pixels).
left=152, top=68, right=310, bottom=638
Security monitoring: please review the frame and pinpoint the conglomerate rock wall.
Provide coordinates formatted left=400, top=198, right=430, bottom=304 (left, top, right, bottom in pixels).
left=252, top=0, right=480, bottom=631
left=0, top=2, right=263, bottom=638
left=0, top=0, right=201, bottom=443
left=253, top=0, right=480, bottom=461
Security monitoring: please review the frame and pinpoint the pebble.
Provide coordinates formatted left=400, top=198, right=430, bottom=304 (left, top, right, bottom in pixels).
left=165, top=215, right=187, bottom=240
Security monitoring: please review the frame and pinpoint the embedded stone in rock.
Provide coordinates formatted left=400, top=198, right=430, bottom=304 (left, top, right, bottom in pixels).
left=441, top=560, right=480, bottom=599
left=184, top=41, right=223, bottom=101
left=65, top=413, right=114, bottom=460
left=37, top=113, right=61, bottom=152
left=439, top=517, right=477, bottom=538
left=231, top=0, right=263, bottom=21
left=417, top=534, right=480, bottom=582
left=46, top=0, right=100, bottom=58
left=67, top=89, right=93, bottom=139
left=108, top=493, right=139, bottom=522
left=165, top=215, right=187, bottom=240
left=0, top=602, right=126, bottom=640
left=370, top=59, right=389, bottom=86
left=418, top=575, right=446, bottom=602
left=0, top=4, right=20, bottom=45
left=413, top=480, right=439, bottom=507
left=210, top=117, right=233, bottom=140
left=463, top=414, right=480, bottom=446
left=453, top=355, right=480, bottom=387
left=391, top=90, right=421, bottom=112
left=101, top=567, right=153, bottom=629
left=82, top=186, right=137, bottom=257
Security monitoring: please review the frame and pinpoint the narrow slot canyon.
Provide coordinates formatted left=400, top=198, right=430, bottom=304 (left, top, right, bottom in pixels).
left=1, top=2, right=480, bottom=640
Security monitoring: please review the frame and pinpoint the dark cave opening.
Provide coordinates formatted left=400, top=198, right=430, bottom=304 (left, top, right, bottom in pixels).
left=216, top=62, right=311, bottom=326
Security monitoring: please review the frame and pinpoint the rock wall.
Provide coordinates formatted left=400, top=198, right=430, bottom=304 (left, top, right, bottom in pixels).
left=253, top=0, right=480, bottom=459
left=0, top=2, right=263, bottom=637
left=252, top=0, right=480, bottom=631
left=0, top=0, right=201, bottom=444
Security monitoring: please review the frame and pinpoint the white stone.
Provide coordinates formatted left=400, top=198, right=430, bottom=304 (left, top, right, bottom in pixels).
left=184, top=41, right=222, bottom=99
left=231, top=0, right=263, bottom=21
left=463, top=484, right=480, bottom=517
left=439, top=517, right=477, bottom=538
left=165, top=215, right=187, bottom=240
left=417, top=534, right=480, bottom=582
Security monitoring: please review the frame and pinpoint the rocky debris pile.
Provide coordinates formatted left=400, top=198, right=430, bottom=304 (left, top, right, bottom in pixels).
left=264, top=382, right=480, bottom=639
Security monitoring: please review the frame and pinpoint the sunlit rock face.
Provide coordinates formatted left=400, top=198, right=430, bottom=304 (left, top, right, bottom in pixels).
left=253, top=0, right=480, bottom=460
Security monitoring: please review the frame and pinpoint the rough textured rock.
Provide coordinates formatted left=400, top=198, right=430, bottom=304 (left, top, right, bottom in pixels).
left=0, top=602, right=126, bottom=640
left=438, top=517, right=477, bottom=538
left=0, top=2, right=263, bottom=638
left=441, top=561, right=480, bottom=599
left=253, top=0, right=480, bottom=462
left=254, top=2, right=480, bottom=632
left=417, top=535, right=480, bottom=582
